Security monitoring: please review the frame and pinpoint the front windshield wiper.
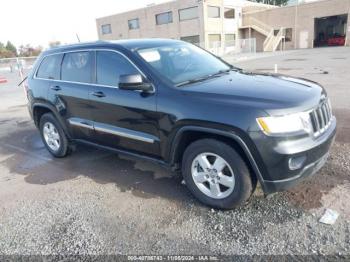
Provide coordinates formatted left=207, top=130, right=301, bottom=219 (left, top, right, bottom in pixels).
left=175, top=75, right=215, bottom=87
left=176, top=69, right=234, bottom=87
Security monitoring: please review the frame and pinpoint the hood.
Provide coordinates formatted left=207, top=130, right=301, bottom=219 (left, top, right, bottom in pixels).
left=181, top=71, right=325, bottom=115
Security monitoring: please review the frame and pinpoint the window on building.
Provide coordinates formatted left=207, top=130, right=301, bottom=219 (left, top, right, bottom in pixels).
left=128, top=19, right=140, bottom=30
left=61, top=52, right=93, bottom=83
left=224, top=8, right=235, bottom=19
left=225, top=34, right=235, bottom=47
left=101, top=24, right=112, bottom=35
left=36, top=54, right=63, bottom=80
left=208, top=34, right=221, bottom=48
left=180, top=35, right=200, bottom=45
left=156, top=11, right=173, bottom=25
left=208, top=6, right=220, bottom=18
left=179, top=7, right=198, bottom=21
left=285, top=28, right=293, bottom=42
left=96, top=51, right=139, bottom=87
left=274, top=28, right=293, bottom=42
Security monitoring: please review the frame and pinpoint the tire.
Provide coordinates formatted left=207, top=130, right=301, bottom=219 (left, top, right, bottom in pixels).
left=182, top=139, right=254, bottom=209
left=39, top=113, right=70, bottom=158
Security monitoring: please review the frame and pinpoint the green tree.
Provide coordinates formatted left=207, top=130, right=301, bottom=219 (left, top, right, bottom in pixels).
left=18, top=44, right=43, bottom=57
left=0, top=41, right=15, bottom=58
left=5, top=41, right=17, bottom=56
left=249, top=0, right=289, bottom=6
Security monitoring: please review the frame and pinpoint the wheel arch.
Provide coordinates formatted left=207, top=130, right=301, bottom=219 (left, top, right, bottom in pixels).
left=32, top=103, right=71, bottom=139
left=169, top=126, right=267, bottom=191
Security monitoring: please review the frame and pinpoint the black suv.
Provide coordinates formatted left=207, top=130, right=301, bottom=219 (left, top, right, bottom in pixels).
left=25, top=39, right=336, bottom=209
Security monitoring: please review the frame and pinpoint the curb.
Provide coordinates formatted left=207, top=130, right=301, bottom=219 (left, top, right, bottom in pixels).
left=0, top=76, right=7, bottom=84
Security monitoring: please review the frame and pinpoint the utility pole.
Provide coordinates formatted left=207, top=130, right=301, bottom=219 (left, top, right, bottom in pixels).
left=294, top=0, right=299, bottom=49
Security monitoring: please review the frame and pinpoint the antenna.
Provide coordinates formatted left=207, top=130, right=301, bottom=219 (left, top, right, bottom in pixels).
left=76, top=33, right=81, bottom=43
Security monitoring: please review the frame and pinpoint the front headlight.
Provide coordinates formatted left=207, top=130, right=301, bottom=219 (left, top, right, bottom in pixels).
left=257, top=112, right=312, bottom=136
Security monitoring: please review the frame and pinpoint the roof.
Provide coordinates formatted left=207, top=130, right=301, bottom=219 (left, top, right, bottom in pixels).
left=44, top=38, right=184, bottom=54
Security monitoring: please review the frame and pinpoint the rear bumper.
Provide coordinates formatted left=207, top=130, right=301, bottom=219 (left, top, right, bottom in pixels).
left=254, top=117, right=336, bottom=194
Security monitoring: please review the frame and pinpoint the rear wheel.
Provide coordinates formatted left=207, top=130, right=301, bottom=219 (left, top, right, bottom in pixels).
left=182, top=139, right=255, bottom=209
left=39, top=113, right=70, bottom=158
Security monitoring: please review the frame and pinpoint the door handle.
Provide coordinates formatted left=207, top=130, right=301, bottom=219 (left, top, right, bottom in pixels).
left=90, top=91, right=106, bottom=98
left=50, top=85, right=61, bottom=91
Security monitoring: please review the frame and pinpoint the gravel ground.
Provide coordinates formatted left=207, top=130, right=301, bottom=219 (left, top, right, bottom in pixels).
left=0, top=47, right=349, bottom=257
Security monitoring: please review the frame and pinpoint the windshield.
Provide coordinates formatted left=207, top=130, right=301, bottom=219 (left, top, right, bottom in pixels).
left=137, top=43, right=231, bottom=86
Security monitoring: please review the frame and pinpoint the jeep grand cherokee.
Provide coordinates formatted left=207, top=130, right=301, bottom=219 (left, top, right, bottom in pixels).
left=25, top=39, right=336, bottom=209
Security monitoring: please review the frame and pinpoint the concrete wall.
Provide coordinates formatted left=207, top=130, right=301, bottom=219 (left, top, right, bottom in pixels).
left=96, top=0, right=272, bottom=50
left=244, top=0, right=350, bottom=49
left=96, top=0, right=205, bottom=43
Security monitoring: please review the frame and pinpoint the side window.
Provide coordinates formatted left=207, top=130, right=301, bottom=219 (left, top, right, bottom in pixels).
left=61, top=51, right=93, bottom=83
left=36, top=54, right=62, bottom=80
left=96, top=51, right=139, bottom=87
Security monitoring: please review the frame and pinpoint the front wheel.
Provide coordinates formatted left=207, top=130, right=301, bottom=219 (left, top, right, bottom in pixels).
left=182, top=139, right=255, bottom=209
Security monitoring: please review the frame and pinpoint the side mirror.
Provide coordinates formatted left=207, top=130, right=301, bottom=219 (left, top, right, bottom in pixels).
left=119, top=74, right=153, bottom=92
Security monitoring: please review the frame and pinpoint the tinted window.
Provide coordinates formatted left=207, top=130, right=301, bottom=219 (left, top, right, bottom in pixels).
left=61, top=52, right=93, bottom=83
left=101, top=24, right=112, bottom=34
left=36, top=54, right=62, bottom=80
left=156, top=12, right=173, bottom=25
left=224, top=8, right=235, bottom=19
left=96, top=51, right=139, bottom=87
left=208, top=34, right=221, bottom=48
left=179, top=7, right=198, bottom=21
left=225, top=34, right=235, bottom=47
left=128, top=19, right=139, bottom=30
left=208, top=6, right=220, bottom=18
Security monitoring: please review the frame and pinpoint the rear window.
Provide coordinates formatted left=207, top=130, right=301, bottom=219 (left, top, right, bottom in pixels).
left=61, top=51, right=93, bottom=83
left=36, top=54, right=62, bottom=80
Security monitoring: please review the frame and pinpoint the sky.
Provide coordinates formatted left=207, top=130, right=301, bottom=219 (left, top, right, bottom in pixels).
left=0, top=0, right=169, bottom=48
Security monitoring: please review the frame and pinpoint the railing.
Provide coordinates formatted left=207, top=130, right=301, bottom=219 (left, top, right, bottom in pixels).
left=242, top=15, right=286, bottom=52
left=243, top=16, right=272, bottom=36
left=263, top=30, right=275, bottom=51
left=272, top=28, right=286, bottom=51
left=0, top=57, right=37, bottom=73
left=196, top=38, right=256, bottom=57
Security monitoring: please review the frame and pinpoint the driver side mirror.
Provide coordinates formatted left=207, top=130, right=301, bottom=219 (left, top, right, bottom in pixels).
left=119, top=74, right=153, bottom=92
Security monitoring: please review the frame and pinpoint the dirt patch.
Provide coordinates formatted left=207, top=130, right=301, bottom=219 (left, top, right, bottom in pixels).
left=333, top=108, right=350, bottom=144
left=285, top=142, right=350, bottom=210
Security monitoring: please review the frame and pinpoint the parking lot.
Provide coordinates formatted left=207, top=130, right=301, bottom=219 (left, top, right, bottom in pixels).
left=0, top=47, right=349, bottom=256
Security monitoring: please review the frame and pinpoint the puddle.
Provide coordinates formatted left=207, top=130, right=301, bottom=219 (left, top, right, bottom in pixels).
left=0, top=124, right=191, bottom=204
left=283, top=58, right=307, bottom=62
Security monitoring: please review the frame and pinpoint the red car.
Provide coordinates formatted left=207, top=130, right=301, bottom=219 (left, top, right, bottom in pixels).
left=327, top=34, right=346, bottom=46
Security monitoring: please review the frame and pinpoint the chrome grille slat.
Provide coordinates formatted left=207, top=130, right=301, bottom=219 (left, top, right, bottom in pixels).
left=309, top=99, right=332, bottom=137
left=321, top=104, right=328, bottom=123
left=312, top=110, right=320, bottom=131
left=318, top=108, right=325, bottom=129
left=325, top=102, right=331, bottom=121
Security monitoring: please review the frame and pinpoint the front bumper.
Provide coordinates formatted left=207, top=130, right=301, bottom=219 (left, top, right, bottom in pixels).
left=251, top=117, right=336, bottom=194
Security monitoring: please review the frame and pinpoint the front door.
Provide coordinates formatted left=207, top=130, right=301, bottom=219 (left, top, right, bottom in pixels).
left=89, top=50, right=160, bottom=157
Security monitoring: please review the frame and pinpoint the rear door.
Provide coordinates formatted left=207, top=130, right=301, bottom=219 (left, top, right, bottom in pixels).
left=34, top=53, right=62, bottom=106
left=89, top=50, right=160, bottom=157
left=47, top=51, right=94, bottom=140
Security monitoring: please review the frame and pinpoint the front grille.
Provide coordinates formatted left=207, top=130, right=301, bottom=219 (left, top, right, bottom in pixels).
left=309, top=99, right=332, bottom=137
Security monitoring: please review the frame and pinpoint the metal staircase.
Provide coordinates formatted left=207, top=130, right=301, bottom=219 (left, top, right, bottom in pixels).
left=242, top=16, right=285, bottom=52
